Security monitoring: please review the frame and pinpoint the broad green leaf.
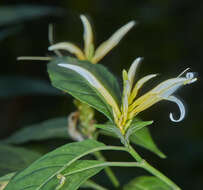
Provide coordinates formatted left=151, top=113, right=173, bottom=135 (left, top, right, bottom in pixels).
left=130, top=128, right=166, bottom=158
left=51, top=160, right=105, bottom=190
left=123, top=176, right=172, bottom=190
left=0, top=144, right=41, bottom=176
left=4, top=140, right=114, bottom=190
left=47, top=56, right=121, bottom=121
left=0, top=76, right=62, bottom=98
left=0, top=5, right=62, bottom=26
left=2, top=117, right=68, bottom=144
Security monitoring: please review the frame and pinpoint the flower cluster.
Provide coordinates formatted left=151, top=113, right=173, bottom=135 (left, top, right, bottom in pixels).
left=114, top=59, right=197, bottom=133
left=19, top=15, right=197, bottom=135
left=59, top=58, right=197, bottom=134
left=49, top=15, right=135, bottom=64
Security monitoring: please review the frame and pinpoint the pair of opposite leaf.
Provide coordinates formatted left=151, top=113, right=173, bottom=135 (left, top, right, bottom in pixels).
left=19, top=15, right=197, bottom=135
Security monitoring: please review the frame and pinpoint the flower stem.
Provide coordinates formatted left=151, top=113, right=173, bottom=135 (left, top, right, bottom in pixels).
left=94, top=151, right=120, bottom=188
left=127, top=145, right=181, bottom=190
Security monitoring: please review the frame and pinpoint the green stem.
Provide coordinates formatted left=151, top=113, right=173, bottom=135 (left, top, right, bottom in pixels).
left=128, top=145, right=181, bottom=190
left=82, top=180, right=108, bottom=190
left=94, top=151, right=120, bottom=188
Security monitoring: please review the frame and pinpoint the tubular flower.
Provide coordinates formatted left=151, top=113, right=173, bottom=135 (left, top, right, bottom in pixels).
left=48, top=15, right=135, bottom=64
left=114, top=58, right=197, bottom=134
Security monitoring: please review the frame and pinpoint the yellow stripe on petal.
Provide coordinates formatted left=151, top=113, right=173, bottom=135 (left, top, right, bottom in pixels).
left=48, top=42, right=85, bottom=60
left=58, top=63, right=121, bottom=118
left=92, top=20, right=136, bottom=63
left=129, top=74, right=158, bottom=104
left=80, top=15, right=94, bottom=59
left=128, top=92, right=159, bottom=116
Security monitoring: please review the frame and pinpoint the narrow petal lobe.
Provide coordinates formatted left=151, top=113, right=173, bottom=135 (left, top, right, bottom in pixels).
left=80, top=15, right=94, bottom=58
left=92, top=21, right=136, bottom=63
left=48, top=42, right=85, bottom=60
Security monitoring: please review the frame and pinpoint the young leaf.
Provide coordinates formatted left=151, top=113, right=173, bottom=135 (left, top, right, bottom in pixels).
left=4, top=140, right=120, bottom=190
left=2, top=117, right=68, bottom=144
left=123, top=176, right=172, bottom=190
left=47, top=56, right=121, bottom=121
left=130, top=128, right=166, bottom=158
left=0, top=144, right=41, bottom=176
left=95, top=123, right=126, bottom=144
left=125, top=120, right=153, bottom=141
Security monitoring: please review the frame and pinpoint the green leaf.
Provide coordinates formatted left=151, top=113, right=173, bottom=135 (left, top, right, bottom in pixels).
left=0, top=173, right=16, bottom=183
left=0, top=5, right=63, bottom=26
left=47, top=56, right=121, bottom=121
left=0, top=27, right=22, bottom=41
left=0, top=172, right=16, bottom=190
left=123, top=176, right=172, bottom=190
left=53, top=160, right=105, bottom=190
left=130, top=128, right=166, bottom=158
left=0, top=144, right=41, bottom=176
left=0, top=76, right=62, bottom=98
left=2, top=117, right=68, bottom=144
left=4, top=140, right=113, bottom=190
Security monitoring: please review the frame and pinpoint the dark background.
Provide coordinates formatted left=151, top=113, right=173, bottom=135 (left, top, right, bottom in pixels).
left=0, top=0, right=202, bottom=189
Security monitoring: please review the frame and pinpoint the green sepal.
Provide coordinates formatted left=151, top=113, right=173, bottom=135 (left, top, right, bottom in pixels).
left=95, top=123, right=126, bottom=145
left=125, top=119, right=153, bottom=143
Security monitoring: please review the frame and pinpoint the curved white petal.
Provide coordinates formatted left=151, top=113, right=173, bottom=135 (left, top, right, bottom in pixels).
left=128, top=57, right=143, bottom=88
left=151, top=78, right=187, bottom=98
left=92, top=20, right=136, bottom=63
left=48, top=24, right=62, bottom=57
left=58, top=63, right=121, bottom=117
left=48, top=42, right=85, bottom=60
left=166, top=96, right=185, bottom=122
left=80, top=15, right=94, bottom=57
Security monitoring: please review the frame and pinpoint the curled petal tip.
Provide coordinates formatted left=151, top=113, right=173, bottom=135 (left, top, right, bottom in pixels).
left=136, top=57, right=144, bottom=62
left=80, top=14, right=85, bottom=19
left=48, top=45, right=54, bottom=51
left=169, top=112, right=184, bottom=122
left=127, top=20, right=136, bottom=28
left=167, top=96, right=185, bottom=122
